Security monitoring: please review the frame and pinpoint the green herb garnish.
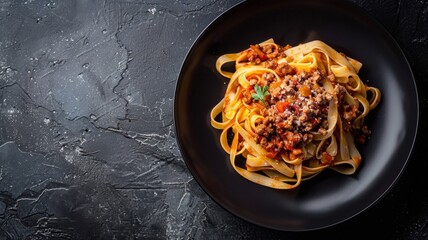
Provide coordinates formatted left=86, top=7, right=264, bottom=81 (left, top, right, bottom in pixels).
left=251, top=84, right=269, bottom=105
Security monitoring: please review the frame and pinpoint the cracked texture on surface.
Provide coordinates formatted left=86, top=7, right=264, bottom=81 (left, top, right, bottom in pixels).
left=0, top=0, right=427, bottom=239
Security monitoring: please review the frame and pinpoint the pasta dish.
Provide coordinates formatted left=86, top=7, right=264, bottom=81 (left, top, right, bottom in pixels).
left=210, top=39, right=381, bottom=189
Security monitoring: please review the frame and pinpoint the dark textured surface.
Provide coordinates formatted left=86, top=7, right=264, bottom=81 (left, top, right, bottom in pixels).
left=0, top=0, right=427, bottom=239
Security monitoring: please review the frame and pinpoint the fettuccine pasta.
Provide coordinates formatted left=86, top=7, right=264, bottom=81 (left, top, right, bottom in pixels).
left=211, top=39, right=381, bottom=189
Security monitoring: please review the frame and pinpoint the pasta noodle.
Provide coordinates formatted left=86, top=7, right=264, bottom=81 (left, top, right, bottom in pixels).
left=210, top=39, right=381, bottom=189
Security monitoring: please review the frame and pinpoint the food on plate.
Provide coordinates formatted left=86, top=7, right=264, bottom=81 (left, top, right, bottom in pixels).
left=210, top=39, right=381, bottom=189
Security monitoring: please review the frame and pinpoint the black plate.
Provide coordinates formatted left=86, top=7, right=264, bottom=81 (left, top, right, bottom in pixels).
left=174, top=0, right=418, bottom=231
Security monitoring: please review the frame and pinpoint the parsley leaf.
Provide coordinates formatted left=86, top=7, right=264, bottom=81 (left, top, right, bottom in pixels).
left=251, top=84, right=269, bottom=105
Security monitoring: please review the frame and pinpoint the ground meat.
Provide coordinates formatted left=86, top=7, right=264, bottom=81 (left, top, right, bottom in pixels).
left=262, top=72, right=275, bottom=82
left=343, top=105, right=358, bottom=121
left=275, top=62, right=294, bottom=77
left=356, top=125, right=371, bottom=144
left=245, top=46, right=366, bottom=158
left=334, top=84, right=346, bottom=100
left=265, top=60, right=278, bottom=69
left=262, top=45, right=274, bottom=54
left=253, top=68, right=333, bottom=155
